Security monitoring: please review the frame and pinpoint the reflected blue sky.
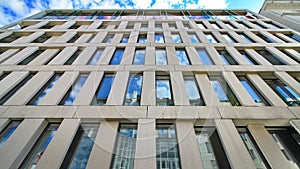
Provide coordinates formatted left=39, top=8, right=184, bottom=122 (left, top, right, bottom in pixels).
left=156, top=49, right=167, bottom=65
left=88, top=49, right=103, bottom=65
left=63, top=75, right=88, bottom=105
left=155, top=34, right=164, bottom=43
left=110, top=49, right=124, bottom=65
left=176, top=49, right=190, bottom=65
left=197, top=49, right=213, bottom=65
left=156, top=80, right=172, bottom=99
left=133, top=49, right=145, bottom=65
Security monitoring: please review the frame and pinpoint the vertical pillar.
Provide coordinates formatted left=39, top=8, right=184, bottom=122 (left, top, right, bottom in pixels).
left=170, top=72, right=190, bottom=105
left=106, top=71, right=129, bottom=105
left=141, top=71, right=156, bottom=106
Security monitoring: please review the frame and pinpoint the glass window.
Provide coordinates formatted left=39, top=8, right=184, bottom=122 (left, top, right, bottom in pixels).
left=268, top=128, right=300, bottom=168
left=197, top=49, right=214, bottom=65
left=172, top=33, right=182, bottom=43
left=184, top=76, right=204, bottom=106
left=28, top=74, right=62, bottom=105
left=205, top=34, right=218, bottom=43
left=0, top=34, right=21, bottom=43
left=238, top=22, right=250, bottom=29
left=64, top=50, right=82, bottom=65
left=239, top=50, right=258, bottom=65
left=110, top=49, right=124, bottom=65
left=256, top=50, right=286, bottom=65
left=104, top=34, right=114, bottom=43
left=239, top=33, right=254, bottom=43
left=156, top=124, right=181, bottom=169
left=155, top=23, right=163, bottom=29
left=121, top=35, right=129, bottom=43
left=238, top=128, right=270, bottom=169
left=256, top=33, right=274, bottom=43
left=68, top=34, right=80, bottom=43
left=225, top=22, right=235, bottom=29
left=266, top=22, right=281, bottom=29
left=87, top=49, right=103, bottom=65
left=189, top=34, right=199, bottom=43
left=138, top=35, right=147, bottom=43
left=18, top=50, right=44, bottom=65
left=264, top=78, right=300, bottom=106
left=156, top=76, right=174, bottom=106
left=20, top=123, right=60, bottom=169
left=60, top=124, right=99, bottom=169
left=290, top=34, right=300, bottom=43
left=218, top=50, right=238, bottom=65
left=176, top=49, right=190, bottom=65
left=124, top=74, right=143, bottom=106
left=32, top=34, right=50, bottom=43
left=59, top=74, right=88, bottom=105
left=239, top=77, right=269, bottom=106
left=222, top=33, right=236, bottom=43
left=111, top=124, right=137, bottom=169
left=210, top=77, right=240, bottom=106
left=0, top=121, right=22, bottom=148
left=155, top=34, right=165, bottom=43
left=156, top=49, right=167, bottom=65
left=197, top=23, right=206, bottom=29
left=0, top=73, right=35, bottom=105
left=133, top=49, right=145, bottom=65
left=92, top=74, right=115, bottom=105
left=195, top=128, right=231, bottom=169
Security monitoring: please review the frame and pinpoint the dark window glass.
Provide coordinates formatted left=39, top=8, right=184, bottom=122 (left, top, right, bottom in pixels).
left=239, top=50, right=258, bottom=65
left=0, top=121, right=22, bottom=148
left=64, top=50, right=82, bottom=65
left=0, top=34, right=20, bottom=43
left=32, top=34, right=50, bottom=43
left=111, top=124, right=137, bottom=169
left=195, top=128, right=231, bottom=169
left=0, top=73, right=35, bottom=105
left=156, top=124, right=181, bottom=169
left=60, top=124, right=99, bottom=169
left=59, top=74, right=88, bottom=105
left=264, top=78, right=300, bottom=106
left=68, top=34, right=81, bottom=43
left=268, top=128, right=300, bottom=168
left=92, top=74, right=115, bottom=105
left=256, top=33, right=274, bottom=43
left=20, top=123, right=60, bottom=169
left=18, top=50, right=44, bottom=65
left=257, top=50, right=286, bottom=65
left=110, top=49, right=124, bottom=65
left=218, top=50, right=238, bottom=65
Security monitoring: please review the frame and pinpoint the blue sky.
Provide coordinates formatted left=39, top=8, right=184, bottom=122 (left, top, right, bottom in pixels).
left=0, top=0, right=265, bottom=27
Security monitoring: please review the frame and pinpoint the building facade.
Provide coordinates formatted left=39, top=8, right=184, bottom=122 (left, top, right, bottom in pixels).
left=259, top=0, right=300, bottom=32
left=0, top=9, right=299, bottom=169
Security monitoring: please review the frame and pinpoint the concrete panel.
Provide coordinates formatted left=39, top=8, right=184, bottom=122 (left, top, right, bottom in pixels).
left=55, top=32, right=77, bottom=43
left=2, top=47, right=39, bottom=65
left=248, top=125, right=295, bottom=169
left=145, top=47, right=155, bottom=65
left=195, top=74, right=221, bottom=106
left=97, top=47, right=115, bottom=65
left=226, top=47, right=250, bottom=65
left=195, top=31, right=209, bottom=43
left=0, top=71, right=29, bottom=99
left=170, top=71, right=190, bottom=105
left=166, top=46, right=179, bottom=65
left=75, top=33, right=93, bottom=43
left=141, top=71, right=156, bottom=106
left=0, top=49, right=20, bottom=64
left=35, top=119, right=80, bottom=169
left=24, top=21, right=48, bottom=30
left=266, top=47, right=298, bottom=65
left=106, top=71, right=129, bottom=105
left=4, top=71, right=54, bottom=105
left=244, top=49, right=272, bottom=65
left=120, top=46, right=135, bottom=65
left=186, top=46, right=202, bottom=65
left=206, top=46, right=225, bottom=65
left=0, top=119, right=47, bottom=169
left=38, top=72, right=79, bottom=105
left=86, top=121, right=119, bottom=169
left=56, top=21, right=76, bottom=29
left=28, top=49, right=60, bottom=65
left=88, top=21, right=102, bottom=29
left=216, top=119, right=256, bottom=169
left=134, top=119, right=156, bottom=169
left=73, top=71, right=104, bottom=105
left=284, top=49, right=300, bottom=63
left=48, top=47, right=78, bottom=65
left=275, top=71, right=300, bottom=96
left=90, top=31, right=107, bottom=43
left=176, top=121, right=203, bottom=169
left=129, top=31, right=138, bottom=43
left=0, top=118, right=10, bottom=132
left=222, top=72, right=257, bottom=106
left=19, top=32, right=45, bottom=43
left=72, top=46, right=97, bottom=65
left=247, top=74, right=287, bottom=106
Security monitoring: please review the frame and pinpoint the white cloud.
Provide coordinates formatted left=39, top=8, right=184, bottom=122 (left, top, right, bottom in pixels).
left=49, top=0, right=73, bottom=9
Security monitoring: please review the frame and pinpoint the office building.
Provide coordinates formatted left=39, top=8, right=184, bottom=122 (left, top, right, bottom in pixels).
left=0, top=9, right=300, bottom=169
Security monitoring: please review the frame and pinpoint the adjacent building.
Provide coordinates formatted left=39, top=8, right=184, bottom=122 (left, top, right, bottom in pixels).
left=0, top=9, right=299, bottom=169
left=259, top=0, right=300, bottom=32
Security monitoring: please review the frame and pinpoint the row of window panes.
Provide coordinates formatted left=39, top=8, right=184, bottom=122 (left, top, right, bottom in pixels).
left=3, top=47, right=299, bottom=66
left=0, top=71, right=299, bottom=107
left=2, top=31, right=299, bottom=44
left=1, top=120, right=299, bottom=169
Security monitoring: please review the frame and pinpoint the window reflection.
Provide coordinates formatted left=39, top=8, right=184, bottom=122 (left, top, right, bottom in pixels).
left=0, top=121, right=22, bottom=148
left=155, top=34, right=165, bottom=43
left=124, top=74, right=143, bottom=106
left=110, top=49, right=124, bottom=65
left=133, top=49, right=145, bottom=65
left=156, top=76, right=173, bottom=106
left=189, top=34, right=199, bottom=43
left=256, top=50, right=286, bottom=65
left=184, top=76, right=204, bottom=106
left=92, top=74, right=115, bottom=105
left=197, top=49, right=214, bottom=65
left=156, top=49, right=167, bottom=65
left=88, top=49, right=103, bottom=65
left=172, top=34, right=182, bottom=43
left=218, top=50, right=238, bottom=65
left=205, top=34, right=218, bottom=43
left=176, top=49, right=190, bottom=65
